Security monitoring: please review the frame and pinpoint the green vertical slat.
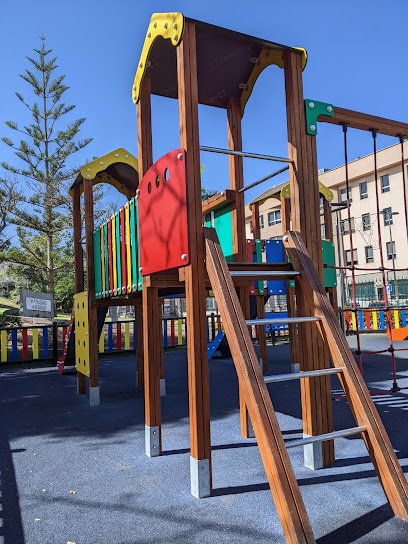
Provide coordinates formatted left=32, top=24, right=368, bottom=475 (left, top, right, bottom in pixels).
left=130, top=198, right=138, bottom=291
left=116, top=212, right=121, bottom=294
left=136, top=198, right=142, bottom=290
left=93, top=229, right=102, bottom=299
left=322, top=240, right=337, bottom=288
left=255, top=239, right=264, bottom=294
left=103, top=222, right=109, bottom=295
left=213, top=204, right=233, bottom=262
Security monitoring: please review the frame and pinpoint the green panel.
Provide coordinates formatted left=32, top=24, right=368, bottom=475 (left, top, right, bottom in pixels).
left=115, top=212, right=121, bottom=294
left=322, top=239, right=337, bottom=288
left=213, top=204, right=233, bottom=262
left=136, top=198, right=142, bottom=290
left=305, top=99, right=334, bottom=135
left=255, top=239, right=264, bottom=294
left=93, top=229, right=102, bottom=299
left=130, top=198, right=138, bottom=291
left=103, top=222, right=109, bottom=296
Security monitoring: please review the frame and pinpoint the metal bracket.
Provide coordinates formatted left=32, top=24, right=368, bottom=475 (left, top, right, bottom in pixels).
left=190, top=457, right=211, bottom=498
left=305, top=99, right=334, bottom=135
left=145, top=425, right=160, bottom=457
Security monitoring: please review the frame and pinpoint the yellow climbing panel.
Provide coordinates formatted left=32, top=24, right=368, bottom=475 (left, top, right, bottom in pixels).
left=75, top=291, right=90, bottom=377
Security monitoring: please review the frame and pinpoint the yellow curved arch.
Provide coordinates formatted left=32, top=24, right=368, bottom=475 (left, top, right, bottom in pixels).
left=132, top=12, right=184, bottom=104
left=249, top=179, right=332, bottom=210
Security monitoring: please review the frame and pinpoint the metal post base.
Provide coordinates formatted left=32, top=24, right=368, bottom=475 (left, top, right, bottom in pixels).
left=247, top=412, right=255, bottom=438
left=160, top=378, right=166, bottom=397
left=303, top=434, right=323, bottom=470
left=190, top=457, right=211, bottom=498
left=89, top=386, right=100, bottom=406
left=291, top=363, right=300, bottom=374
left=145, top=425, right=160, bottom=457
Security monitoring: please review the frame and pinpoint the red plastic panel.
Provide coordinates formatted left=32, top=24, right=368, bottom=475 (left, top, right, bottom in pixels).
left=138, top=149, right=189, bottom=275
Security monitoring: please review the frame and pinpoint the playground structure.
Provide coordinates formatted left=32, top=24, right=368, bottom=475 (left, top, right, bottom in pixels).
left=61, top=12, right=408, bottom=544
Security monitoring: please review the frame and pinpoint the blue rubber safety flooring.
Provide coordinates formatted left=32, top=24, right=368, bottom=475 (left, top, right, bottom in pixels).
left=1, top=334, right=408, bottom=543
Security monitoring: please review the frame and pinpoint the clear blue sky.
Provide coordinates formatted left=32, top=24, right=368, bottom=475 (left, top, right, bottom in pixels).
left=1, top=0, right=407, bottom=207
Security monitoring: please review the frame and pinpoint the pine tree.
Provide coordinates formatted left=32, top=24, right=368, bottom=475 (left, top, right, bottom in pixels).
left=1, top=36, right=92, bottom=308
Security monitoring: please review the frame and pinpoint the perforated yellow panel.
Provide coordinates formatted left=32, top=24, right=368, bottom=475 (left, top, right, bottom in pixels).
left=74, top=292, right=90, bottom=377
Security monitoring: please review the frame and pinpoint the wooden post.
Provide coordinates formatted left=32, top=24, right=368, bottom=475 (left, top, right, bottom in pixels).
left=143, top=281, right=161, bottom=456
left=284, top=49, right=334, bottom=468
left=177, top=21, right=212, bottom=498
left=72, top=185, right=86, bottom=395
left=227, top=97, right=253, bottom=435
left=83, top=178, right=100, bottom=405
left=281, top=195, right=300, bottom=372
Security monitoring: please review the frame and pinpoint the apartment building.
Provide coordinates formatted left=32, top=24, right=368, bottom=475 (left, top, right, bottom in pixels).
left=245, top=141, right=408, bottom=306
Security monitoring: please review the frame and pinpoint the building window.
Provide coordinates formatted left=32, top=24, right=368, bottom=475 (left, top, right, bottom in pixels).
left=268, top=210, right=281, bottom=226
left=259, top=215, right=264, bottom=229
left=321, top=223, right=326, bottom=239
left=386, top=241, right=396, bottom=260
left=362, top=213, right=371, bottom=231
left=360, top=181, right=368, bottom=199
left=345, top=248, right=358, bottom=266
left=340, top=188, right=352, bottom=203
left=365, top=246, right=374, bottom=263
left=340, top=217, right=355, bottom=235
left=249, top=220, right=253, bottom=233
left=381, top=174, right=390, bottom=193
left=383, top=207, right=393, bottom=226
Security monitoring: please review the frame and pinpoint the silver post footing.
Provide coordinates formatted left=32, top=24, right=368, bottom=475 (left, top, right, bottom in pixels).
left=89, top=386, right=100, bottom=406
left=145, top=425, right=160, bottom=457
left=190, top=457, right=211, bottom=498
left=303, top=434, right=323, bottom=470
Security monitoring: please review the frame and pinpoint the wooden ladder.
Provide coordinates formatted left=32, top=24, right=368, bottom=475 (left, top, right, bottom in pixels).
left=204, top=227, right=408, bottom=544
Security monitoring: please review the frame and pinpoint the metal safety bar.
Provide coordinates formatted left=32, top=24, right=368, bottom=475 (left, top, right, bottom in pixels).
left=199, top=146, right=294, bottom=164
left=230, top=271, right=300, bottom=278
left=246, top=317, right=320, bottom=326
left=264, top=367, right=343, bottom=384
left=238, top=165, right=290, bottom=193
left=285, top=426, right=366, bottom=449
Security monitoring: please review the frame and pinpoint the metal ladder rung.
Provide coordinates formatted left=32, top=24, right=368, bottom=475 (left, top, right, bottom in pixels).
left=264, top=367, right=344, bottom=384
left=285, top=426, right=366, bottom=449
left=246, top=317, right=320, bottom=326
left=230, top=271, right=300, bottom=278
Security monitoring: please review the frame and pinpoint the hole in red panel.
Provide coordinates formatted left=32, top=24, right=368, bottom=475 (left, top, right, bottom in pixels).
left=148, top=182, right=152, bottom=194
left=164, top=168, right=169, bottom=181
left=156, top=175, right=160, bottom=188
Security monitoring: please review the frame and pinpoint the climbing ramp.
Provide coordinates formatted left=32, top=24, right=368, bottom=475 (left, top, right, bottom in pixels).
left=204, top=227, right=408, bottom=544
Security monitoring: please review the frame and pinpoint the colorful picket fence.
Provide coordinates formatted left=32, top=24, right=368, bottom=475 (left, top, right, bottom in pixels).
left=0, top=316, right=223, bottom=363
left=344, top=308, right=408, bottom=332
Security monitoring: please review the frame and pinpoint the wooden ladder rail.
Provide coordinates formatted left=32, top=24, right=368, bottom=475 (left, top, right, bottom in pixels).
left=284, top=230, right=408, bottom=520
left=204, top=227, right=315, bottom=544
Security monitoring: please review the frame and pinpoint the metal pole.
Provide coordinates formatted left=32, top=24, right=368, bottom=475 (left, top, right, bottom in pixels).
left=199, top=145, right=293, bottom=164
left=238, top=165, right=290, bottom=193
left=388, top=211, right=399, bottom=306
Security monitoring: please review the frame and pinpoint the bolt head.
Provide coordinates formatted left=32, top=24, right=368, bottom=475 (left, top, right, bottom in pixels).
left=147, top=32, right=151, bottom=38
left=87, top=168, right=91, bottom=172
left=87, top=175, right=91, bottom=178
left=327, top=105, right=333, bottom=113
left=310, top=124, right=316, bottom=132
left=177, top=153, right=183, bottom=160
left=173, top=34, right=178, bottom=41
left=125, top=155, right=128, bottom=159
left=133, top=95, right=136, bottom=100
left=152, top=21, right=157, bottom=28
left=139, top=63, right=143, bottom=69
left=136, top=189, right=140, bottom=195
left=115, top=153, right=119, bottom=157
left=282, top=235, right=288, bottom=242
left=181, top=254, right=187, bottom=261
left=139, top=267, right=143, bottom=273
left=309, top=101, right=315, bottom=108
left=163, top=22, right=168, bottom=28
left=173, top=22, right=178, bottom=29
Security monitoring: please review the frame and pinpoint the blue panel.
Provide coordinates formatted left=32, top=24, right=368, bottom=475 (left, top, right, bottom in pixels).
left=264, top=312, right=289, bottom=332
left=163, top=320, right=168, bottom=347
left=108, top=323, right=113, bottom=352
left=11, top=329, right=18, bottom=361
left=358, top=311, right=364, bottom=329
left=43, top=327, right=49, bottom=358
left=402, top=311, right=407, bottom=327
left=265, top=239, right=286, bottom=295
left=380, top=311, right=385, bottom=329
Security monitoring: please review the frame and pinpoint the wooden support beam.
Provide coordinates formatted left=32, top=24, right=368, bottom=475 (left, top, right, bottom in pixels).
left=83, top=178, right=99, bottom=393
left=319, top=107, right=408, bottom=138
left=143, top=282, right=161, bottom=455
left=72, top=185, right=86, bottom=394
left=201, top=190, right=235, bottom=215
left=137, top=77, right=153, bottom=179
left=177, top=21, right=212, bottom=497
left=135, top=296, right=144, bottom=389
left=284, top=49, right=334, bottom=467
left=251, top=202, right=260, bottom=240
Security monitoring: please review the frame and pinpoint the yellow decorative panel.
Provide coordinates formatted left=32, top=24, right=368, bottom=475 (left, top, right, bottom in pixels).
left=75, top=292, right=90, bottom=377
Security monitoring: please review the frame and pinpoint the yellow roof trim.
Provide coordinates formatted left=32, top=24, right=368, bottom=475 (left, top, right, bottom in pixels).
left=240, top=47, right=307, bottom=117
left=249, top=179, right=333, bottom=210
left=132, top=12, right=184, bottom=104
left=72, top=148, right=139, bottom=198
